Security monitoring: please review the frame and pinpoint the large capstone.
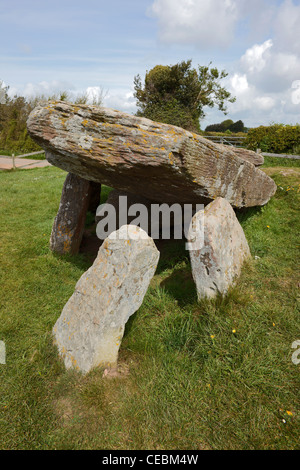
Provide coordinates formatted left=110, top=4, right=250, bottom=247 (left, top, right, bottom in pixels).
left=27, top=101, right=276, bottom=208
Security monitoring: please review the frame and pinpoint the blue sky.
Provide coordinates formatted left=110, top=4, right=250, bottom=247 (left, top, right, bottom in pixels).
left=1, top=0, right=300, bottom=128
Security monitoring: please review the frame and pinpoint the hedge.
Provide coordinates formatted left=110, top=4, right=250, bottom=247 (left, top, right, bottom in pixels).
left=245, top=124, right=300, bottom=154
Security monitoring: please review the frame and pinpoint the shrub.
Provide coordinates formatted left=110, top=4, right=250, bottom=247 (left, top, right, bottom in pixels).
left=245, top=124, right=300, bottom=154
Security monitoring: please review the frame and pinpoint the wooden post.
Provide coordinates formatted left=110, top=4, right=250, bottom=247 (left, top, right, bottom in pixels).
left=12, top=153, right=16, bottom=170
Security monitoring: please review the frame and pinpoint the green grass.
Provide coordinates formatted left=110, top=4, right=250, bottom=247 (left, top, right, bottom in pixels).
left=263, top=155, right=300, bottom=168
left=0, top=165, right=299, bottom=450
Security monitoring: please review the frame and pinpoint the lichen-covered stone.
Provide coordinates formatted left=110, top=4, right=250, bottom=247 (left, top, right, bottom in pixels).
left=52, top=225, right=160, bottom=374
left=50, top=172, right=93, bottom=255
left=27, top=100, right=276, bottom=208
left=220, top=145, right=264, bottom=166
left=187, top=197, right=251, bottom=299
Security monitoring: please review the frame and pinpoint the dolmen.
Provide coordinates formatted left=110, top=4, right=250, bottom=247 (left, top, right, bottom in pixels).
left=26, top=101, right=277, bottom=373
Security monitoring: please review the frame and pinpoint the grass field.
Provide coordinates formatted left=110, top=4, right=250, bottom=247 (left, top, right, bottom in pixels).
left=0, top=158, right=299, bottom=450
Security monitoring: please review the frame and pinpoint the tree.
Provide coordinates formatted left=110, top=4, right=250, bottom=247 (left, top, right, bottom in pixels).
left=0, top=81, right=10, bottom=131
left=134, top=60, right=236, bottom=133
left=204, top=123, right=224, bottom=132
left=205, top=119, right=245, bottom=133
left=229, top=120, right=245, bottom=133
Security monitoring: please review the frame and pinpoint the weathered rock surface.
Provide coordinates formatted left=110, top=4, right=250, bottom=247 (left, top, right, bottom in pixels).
left=220, top=145, right=264, bottom=166
left=187, top=197, right=251, bottom=299
left=52, top=225, right=160, bottom=373
left=50, top=172, right=95, bottom=255
left=27, top=101, right=276, bottom=208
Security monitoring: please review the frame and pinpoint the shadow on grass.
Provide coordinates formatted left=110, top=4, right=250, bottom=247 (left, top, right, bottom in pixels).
left=160, top=266, right=197, bottom=307
left=154, top=238, right=189, bottom=274
left=235, top=205, right=263, bottom=225
left=50, top=250, right=94, bottom=272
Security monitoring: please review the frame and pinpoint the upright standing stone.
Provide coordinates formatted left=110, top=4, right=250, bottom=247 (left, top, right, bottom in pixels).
left=52, top=225, right=160, bottom=374
left=187, top=197, right=251, bottom=299
left=50, top=172, right=93, bottom=255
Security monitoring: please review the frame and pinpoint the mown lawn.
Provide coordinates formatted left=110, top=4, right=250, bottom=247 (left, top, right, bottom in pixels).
left=0, top=160, right=299, bottom=450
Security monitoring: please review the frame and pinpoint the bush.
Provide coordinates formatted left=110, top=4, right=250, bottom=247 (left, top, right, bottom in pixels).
left=245, top=124, right=300, bottom=154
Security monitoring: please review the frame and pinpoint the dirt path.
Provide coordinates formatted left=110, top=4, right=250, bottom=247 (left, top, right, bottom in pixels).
left=0, top=156, right=51, bottom=170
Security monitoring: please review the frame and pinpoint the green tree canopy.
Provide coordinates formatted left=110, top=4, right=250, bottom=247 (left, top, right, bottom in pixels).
left=134, top=60, right=236, bottom=133
left=205, top=119, right=245, bottom=133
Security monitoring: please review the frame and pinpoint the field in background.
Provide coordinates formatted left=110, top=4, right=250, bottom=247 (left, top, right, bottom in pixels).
left=0, top=159, right=299, bottom=450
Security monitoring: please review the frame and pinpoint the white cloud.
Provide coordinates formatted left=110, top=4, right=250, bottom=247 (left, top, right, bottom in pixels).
left=8, top=80, right=75, bottom=99
left=292, top=80, right=300, bottom=105
left=240, top=39, right=300, bottom=94
left=231, top=74, right=249, bottom=94
left=253, top=96, right=276, bottom=111
left=103, top=90, right=136, bottom=113
left=240, top=39, right=273, bottom=74
left=149, top=0, right=241, bottom=48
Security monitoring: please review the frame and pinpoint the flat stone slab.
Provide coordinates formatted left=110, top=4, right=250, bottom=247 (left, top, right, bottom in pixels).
left=27, top=100, right=277, bottom=208
left=53, top=225, right=160, bottom=373
left=188, top=197, right=251, bottom=299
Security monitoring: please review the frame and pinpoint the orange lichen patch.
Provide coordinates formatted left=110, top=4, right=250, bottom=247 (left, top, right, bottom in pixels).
left=168, top=152, right=174, bottom=165
left=60, top=117, right=68, bottom=128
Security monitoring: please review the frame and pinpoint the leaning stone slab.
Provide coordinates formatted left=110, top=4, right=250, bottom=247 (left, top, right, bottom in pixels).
left=52, top=225, right=160, bottom=374
left=187, top=197, right=251, bottom=299
left=50, top=172, right=96, bottom=255
left=27, top=100, right=276, bottom=208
